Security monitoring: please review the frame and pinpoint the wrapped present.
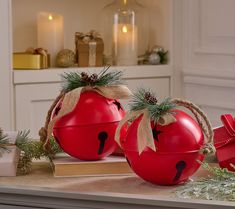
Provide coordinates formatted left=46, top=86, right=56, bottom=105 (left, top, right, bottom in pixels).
left=75, top=30, right=104, bottom=67
left=0, top=132, right=20, bottom=176
left=13, top=47, right=50, bottom=69
left=214, top=114, right=235, bottom=171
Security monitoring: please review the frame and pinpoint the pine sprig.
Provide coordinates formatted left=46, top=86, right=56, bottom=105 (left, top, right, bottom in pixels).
left=130, top=88, right=175, bottom=123
left=158, top=50, right=168, bottom=64
left=175, top=162, right=235, bottom=201
left=16, top=130, right=62, bottom=174
left=62, top=66, right=123, bottom=92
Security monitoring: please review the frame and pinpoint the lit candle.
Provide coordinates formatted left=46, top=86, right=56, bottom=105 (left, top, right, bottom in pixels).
left=37, top=12, right=64, bottom=67
left=113, top=23, right=138, bottom=66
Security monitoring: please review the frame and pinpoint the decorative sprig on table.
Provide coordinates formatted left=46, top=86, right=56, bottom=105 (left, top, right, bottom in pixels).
left=176, top=162, right=235, bottom=201
left=61, top=66, right=123, bottom=92
left=130, top=88, right=175, bottom=124
left=16, top=130, right=62, bottom=175
left=0, top=132, right=10, bottom=155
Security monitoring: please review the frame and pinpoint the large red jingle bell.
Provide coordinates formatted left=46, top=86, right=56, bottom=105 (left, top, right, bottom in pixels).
left=122, top=109, right=205, bottom=185
left=52, top=91, right=125, bottom=160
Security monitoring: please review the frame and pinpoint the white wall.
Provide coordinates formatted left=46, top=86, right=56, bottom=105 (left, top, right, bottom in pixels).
left=12, top=0, right=172, bottom=56
left=182, top=0, right=235, bottom=126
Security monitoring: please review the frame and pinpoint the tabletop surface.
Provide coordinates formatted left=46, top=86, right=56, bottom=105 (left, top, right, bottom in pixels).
left=0, top=161, right=234, bottom=209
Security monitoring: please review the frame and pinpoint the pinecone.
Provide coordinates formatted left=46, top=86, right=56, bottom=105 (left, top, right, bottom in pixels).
left=81, top=72, right=89, bottom=82
left=144, top=92, right=158, bottom=104
left=89, top=73, right=98, bottom=84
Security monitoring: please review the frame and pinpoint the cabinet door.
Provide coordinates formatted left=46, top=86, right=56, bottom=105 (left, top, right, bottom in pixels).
left=15, top=77, right=170, bottom=139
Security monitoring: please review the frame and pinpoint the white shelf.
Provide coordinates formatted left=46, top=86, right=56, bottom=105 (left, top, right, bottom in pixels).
left=13, top=65, right=173, bottom=85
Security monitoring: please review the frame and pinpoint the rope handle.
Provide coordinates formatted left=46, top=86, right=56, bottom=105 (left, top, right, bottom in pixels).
left=39, top=91, right=65, bottom=147
left=172, top=98, right=215, bottom=154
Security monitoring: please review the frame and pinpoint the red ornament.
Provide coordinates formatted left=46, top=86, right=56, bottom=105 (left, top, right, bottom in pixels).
left=122, top=109, right=205, bottom=185
left=214, top=114, right=235, bottom=171
left=53, top=91, right=125, bottom=160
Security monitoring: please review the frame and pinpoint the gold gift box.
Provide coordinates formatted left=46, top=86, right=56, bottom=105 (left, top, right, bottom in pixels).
left=75, top=32, right=104, bottom=67
left=13, top=53, right=50, bottom=70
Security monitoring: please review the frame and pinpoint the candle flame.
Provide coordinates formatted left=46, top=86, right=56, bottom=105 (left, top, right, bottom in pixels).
left=122, top=25, right=128, bottom=33
left=48, top=15, right=53, bottom=20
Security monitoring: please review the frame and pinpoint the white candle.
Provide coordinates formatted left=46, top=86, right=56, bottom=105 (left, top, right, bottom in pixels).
left=113, top=23, right=138, bottom=66
left=37, top=12, right=64, bottom=67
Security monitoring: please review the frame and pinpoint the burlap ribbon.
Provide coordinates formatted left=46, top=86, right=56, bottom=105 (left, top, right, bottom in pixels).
left=115, top=109, right=176, bottom=154
left=43, top=85, right=132, bottom=149
left=115, top=98, right=215, bottom=155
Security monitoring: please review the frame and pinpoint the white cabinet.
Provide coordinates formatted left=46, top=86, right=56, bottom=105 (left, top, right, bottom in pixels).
left=14, top=66, right=172, bottom=138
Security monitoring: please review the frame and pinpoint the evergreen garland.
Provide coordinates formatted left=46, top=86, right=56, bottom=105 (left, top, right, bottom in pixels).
left=130, top=88, right=175, bottom=123
left=176, top=162, right=235, bottom=201
left=62, top=66, right=124, bottom=92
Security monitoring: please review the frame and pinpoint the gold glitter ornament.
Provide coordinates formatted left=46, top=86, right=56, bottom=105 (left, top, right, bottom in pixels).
left=56, top=49, right=75, bottom=68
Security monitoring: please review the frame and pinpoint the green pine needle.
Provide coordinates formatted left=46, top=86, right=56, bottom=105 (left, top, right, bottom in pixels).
left=62, top=66, right=124, bottom=92
left=158, top=50, right=168, bottom=64
left=0, top=134, right=11, bottom=154
left=16, top=130, right=62, bottom=175
left=130, top=88, right=175, bottom=123
left=175, top=162, right=235, bottom=201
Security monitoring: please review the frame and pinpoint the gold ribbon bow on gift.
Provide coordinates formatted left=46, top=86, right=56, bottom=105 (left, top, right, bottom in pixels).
left=75, top=30, right=101, bottom=43
left=40, top=84, right=132, bottom=150
left=25, top=47, right=48, bottom=57
left=115, top=98, right=215, bottom=155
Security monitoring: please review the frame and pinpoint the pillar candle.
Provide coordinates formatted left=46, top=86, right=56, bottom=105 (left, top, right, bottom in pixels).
left=113, top=23, right=138, bottom=66
left=37, top=12, right=64, bottom=67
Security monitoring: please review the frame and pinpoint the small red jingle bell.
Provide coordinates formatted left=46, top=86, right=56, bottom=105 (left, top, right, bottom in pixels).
left=115, top=90, right=214, bottom=185
left=214, top=114, right=235, bottom=171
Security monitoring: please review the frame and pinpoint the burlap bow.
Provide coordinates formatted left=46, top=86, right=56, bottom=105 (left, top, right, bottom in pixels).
left=115, top=109, right=176, bottom=154
left=42, top=85, right=132, bottom=149
left=115, top=98, right=215, bottom=155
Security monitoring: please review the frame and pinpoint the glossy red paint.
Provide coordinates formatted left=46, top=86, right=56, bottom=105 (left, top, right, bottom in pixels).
left=52, top=91, right=125, bottom=160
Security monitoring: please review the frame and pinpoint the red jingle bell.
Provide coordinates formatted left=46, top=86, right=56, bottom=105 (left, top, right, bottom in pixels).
left=122, top=109, right=205, bottom=185
left=53, top=91, right=125, bottom=160
left=214, top=114, right=235, bottom=171
left=115, top=90, right=213, bottom=186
